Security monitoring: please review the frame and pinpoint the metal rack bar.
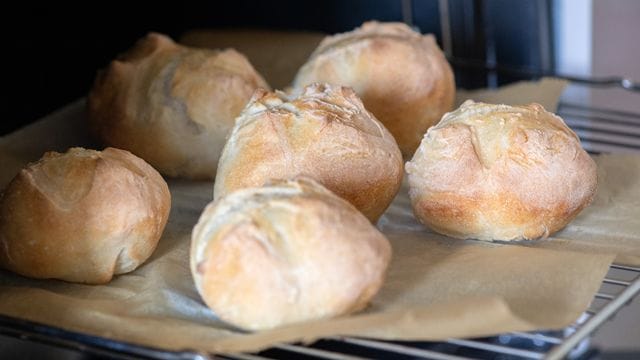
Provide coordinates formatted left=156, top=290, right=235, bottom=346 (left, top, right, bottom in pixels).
left=272, top=343, right=366, bottom=360
left=559, top=108, right=640, bottom=129
left=438, top=0, right=452, bottom=57
left=445, top=338, right=545, bottom=359
left=221, top=353, right=271, bottom=360
left=508, top=332, right=563, bottom=345
left=611, top=264, right=640, bottom=272
left=594, top=293, right=616, bottom=301
left=401, top=0, right=414, bottom=27
left=449, top=57, right=640, bottom=92
left=573, top=129, right=640, bottom=149
left=563, top=117, right=640, bottom=137
left=602, top=278, right=632, bottom=286
left=338, top=337, right=472, bottom=360
left=546, top=270, right=640, bottom=360
left=579, top=142, right=639, bottom=155
left=560, top=103, right=640, bottom=123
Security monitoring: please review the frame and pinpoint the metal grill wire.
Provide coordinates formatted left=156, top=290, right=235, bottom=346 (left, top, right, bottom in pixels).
left=3, top=1, right=640, bottom=358
left=230, top=264, right=640, bottom=360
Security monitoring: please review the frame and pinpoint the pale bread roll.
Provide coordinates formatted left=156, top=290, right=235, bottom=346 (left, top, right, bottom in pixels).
left=191, top=177, right=391, bottom=330
left=0, top=147, right=171, bottom=284
left=407, top=100, right=597, bottom=241
left=293, top=21, right=455, bottom=157
left=213, top=82, right=403, bottom=222
left=88, top=33, right=269, bottom=179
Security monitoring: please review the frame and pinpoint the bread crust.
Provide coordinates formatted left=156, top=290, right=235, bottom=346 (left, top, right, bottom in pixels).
left=293, top=21, right=455, bottom=157
left=191, top=177, right=391, bottom=330
left=406, top=101, right=598, bottom=241
left=213, top=82, right=403, bottom=222
left=88, top=33, right=269, bottom=179
left=0, top=147, right=171, bottom=284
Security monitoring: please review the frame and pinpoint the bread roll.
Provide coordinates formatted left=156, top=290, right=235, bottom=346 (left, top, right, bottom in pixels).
left=88, top=33, right=269, bottom=179
left=191, top=177, right=391, bottom=330
left=0, top=147, right=171, bottom=284
left=213, top=82, right=403, bottom=222
left=406, top=101, right=597, bottom=241
left=293, top=21, right=455, bottom=157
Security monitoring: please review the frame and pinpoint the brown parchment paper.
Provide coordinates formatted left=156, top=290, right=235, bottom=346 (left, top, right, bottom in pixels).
left=181, top=29, right=325, bottom=89
left=0, top=31, right=634, bottom=353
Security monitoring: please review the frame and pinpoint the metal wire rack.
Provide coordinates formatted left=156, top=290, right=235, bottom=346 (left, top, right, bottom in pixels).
left=3, top=4, right=640, bottom=356
left=233, top=5, right=640, bottom=358
left=211, top=70, right=640, bottom=359
left=1, top=262, right=638, bottom=359
left=1, top=73, right=640, bottom=359
left=216, top=263, right=640, bottom=360
left=558, top=102, right=640, bottom=154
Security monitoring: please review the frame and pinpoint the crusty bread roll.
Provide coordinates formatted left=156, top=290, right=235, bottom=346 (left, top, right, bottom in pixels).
left=191, top=177, right=391, bottom=330
left=213, top=82, right=403, bottom=222
left=293, top=21, right=455, bottom=157
left=0, top=147, right=171, bottom=284
left=88, top=33, right=269, bottom=179
left=406, top=101, right=597, bottom=241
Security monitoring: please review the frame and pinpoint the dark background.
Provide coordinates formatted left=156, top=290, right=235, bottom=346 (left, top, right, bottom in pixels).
left=2, top=0, right=552, bottom=136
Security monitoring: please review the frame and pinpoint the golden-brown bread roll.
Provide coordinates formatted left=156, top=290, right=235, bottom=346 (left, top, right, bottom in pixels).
left=0, top=147, right=171, bottom=284
left=293, top=21, right=455, bottom=157
left=213, top=82, right=403, bottom=222
left=191, top=177, right=391, bottom=330
left=88, top=33, right=269, bottom=179
left=406, top=100, right=597, bottom=241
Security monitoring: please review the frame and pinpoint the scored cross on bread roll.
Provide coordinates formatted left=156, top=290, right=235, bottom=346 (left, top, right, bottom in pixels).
left=214, top=82, right=403, bottom=222
left=0, top=147, right=170, bottom=284
left=407, top=100, right=597, bottom=241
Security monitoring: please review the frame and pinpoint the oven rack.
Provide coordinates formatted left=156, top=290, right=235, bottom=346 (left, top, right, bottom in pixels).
left=220, top=263, right=640, bottom=360
left=1, top=262, right=638, bottom=360
left=1, top=71, right=640, bottom=359
left=557, top=102, right=640, bottom=154
left=447, top=57, right=640, bottom=92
